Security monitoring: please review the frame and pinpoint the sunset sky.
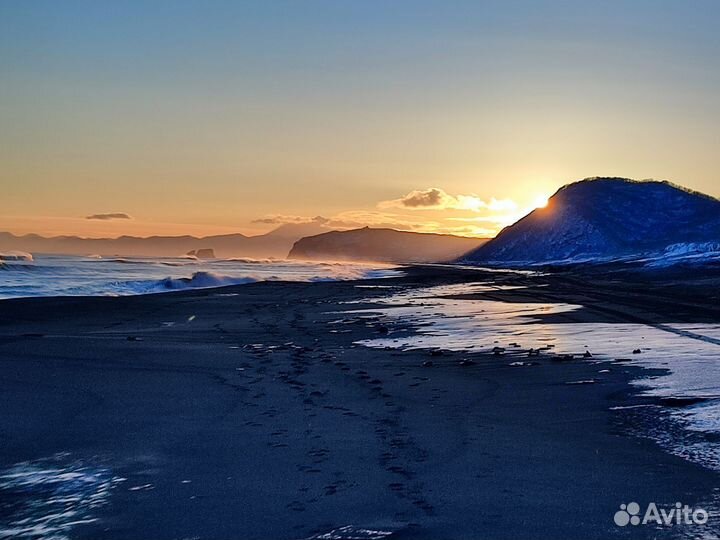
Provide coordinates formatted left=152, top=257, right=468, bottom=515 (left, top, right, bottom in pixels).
left=2, top=1, right=719, bottom=238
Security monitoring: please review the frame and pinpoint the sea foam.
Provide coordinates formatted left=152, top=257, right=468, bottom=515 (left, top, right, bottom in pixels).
left=0, top=255, right=402, bottom=299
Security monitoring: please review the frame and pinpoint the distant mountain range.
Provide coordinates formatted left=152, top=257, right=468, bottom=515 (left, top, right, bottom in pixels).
left=9, top=177, right=717, bottom=267
left=289, top=227, right=487, bottom=263
left=463, top=177, right=720, bottom=266
left=0, top=222, right=487, bottom=263
left=0, top=222, right=329, bottom=259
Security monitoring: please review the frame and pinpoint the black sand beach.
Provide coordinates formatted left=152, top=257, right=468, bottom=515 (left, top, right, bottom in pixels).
left=1, top=266, right=719, bottom=539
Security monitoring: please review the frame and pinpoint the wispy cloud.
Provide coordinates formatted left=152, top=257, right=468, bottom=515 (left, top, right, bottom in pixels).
left=445, top=215, right=516, bottom=225
left=251, top=211, right=418, bottom=231
left=251, top=215, right=329, bottom=225
left=249, top=186, right=537, bottom=238
left=378, top=187, right=516, bottom=213
left=328, top=210, right=422, bottom=231
left=253, top=208, right=494, bottom=237
left=85, top=212, right=132, bottom=220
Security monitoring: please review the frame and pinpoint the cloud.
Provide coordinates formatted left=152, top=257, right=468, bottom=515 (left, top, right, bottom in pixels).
left=327, top=210, right=422, bottom=231
left=85, top=212, right=132, bottom=220
left=379, top=188, right=459, bottom=210
left=252, top=210, right=426, bottom=233
left=484, top=198, right=518, bottom=212
left=378, top=188, right=516, bottom=213
left=393, top=188, right=453, bottom=208
left=445, top=215, right=516, bottom=225
left=251, top=215, right=330, bottom=225
left=251, top=207, right=501, bottom=238
left=250, top=188, right=525, bottom=239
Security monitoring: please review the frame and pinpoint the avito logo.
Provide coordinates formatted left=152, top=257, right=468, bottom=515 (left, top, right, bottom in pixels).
left=614, top=502, right=708, bottom=527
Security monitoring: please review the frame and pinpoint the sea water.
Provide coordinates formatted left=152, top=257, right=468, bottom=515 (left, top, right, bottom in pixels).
left=0, top=254, right=402, bottom=299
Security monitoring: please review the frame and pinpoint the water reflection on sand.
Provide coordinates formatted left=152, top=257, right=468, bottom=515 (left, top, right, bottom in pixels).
left=0, top=453, right=124, bottom=540
left=354, top=282, right=720, bottom=470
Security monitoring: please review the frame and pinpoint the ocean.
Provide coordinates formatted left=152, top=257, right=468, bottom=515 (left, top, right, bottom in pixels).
left=0, top=254, right=402, bottom=299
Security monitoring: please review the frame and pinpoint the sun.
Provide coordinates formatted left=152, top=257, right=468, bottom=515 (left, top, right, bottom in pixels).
left=533, top=195, right=550, bottom=209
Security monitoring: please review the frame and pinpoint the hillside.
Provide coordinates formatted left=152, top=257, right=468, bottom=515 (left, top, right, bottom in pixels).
left=289, top=227, right=487, bottom=263
left=462, top=178, right=720, bottom=265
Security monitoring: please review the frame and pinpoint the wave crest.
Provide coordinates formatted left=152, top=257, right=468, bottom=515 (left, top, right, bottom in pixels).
left=156, top=271, right=258, bottom=291
left=0, top=251, right=33, bottom=262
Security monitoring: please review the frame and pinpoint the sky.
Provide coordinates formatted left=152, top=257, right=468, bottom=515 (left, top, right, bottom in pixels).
left=1, top=0, right=719, bottom=238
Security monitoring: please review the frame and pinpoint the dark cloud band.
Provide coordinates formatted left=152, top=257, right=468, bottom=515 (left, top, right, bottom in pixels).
left=85, top=213, right=132, bottom=220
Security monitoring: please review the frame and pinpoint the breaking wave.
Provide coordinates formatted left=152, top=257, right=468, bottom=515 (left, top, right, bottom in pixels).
left=0, top=251, right=33, bottom=262
left=153, top=271, right=258, bottom=291
left=0, top=255, right=402, bottom=299
left=224, top=257, right=279, bottom=264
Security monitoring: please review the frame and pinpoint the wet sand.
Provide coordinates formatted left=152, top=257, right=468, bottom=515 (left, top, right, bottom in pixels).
left=1, top=266, right=719, bottom=539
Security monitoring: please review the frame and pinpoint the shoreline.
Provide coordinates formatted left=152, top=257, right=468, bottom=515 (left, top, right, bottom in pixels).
left=1, top=266, right=719, bottom=538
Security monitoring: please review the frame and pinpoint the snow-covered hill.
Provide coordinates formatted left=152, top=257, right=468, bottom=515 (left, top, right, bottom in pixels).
left=462, top=178, right=720, bottom=266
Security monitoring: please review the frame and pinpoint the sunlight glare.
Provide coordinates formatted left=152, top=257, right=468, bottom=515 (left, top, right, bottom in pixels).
left=533, top=195, right=549, bottom=209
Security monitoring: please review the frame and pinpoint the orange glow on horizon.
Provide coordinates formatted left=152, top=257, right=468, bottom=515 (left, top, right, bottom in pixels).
left=533, top=195, right=550, bottom=209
